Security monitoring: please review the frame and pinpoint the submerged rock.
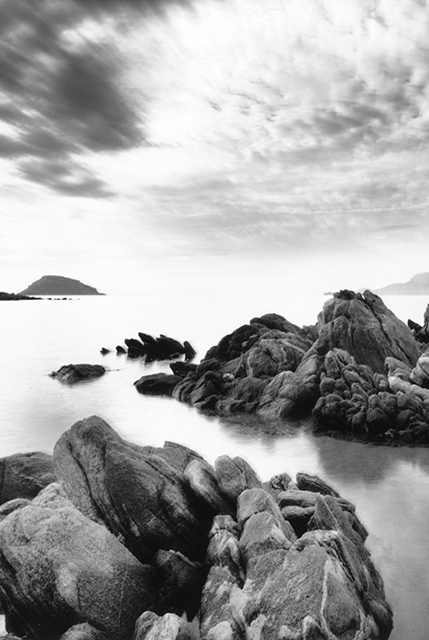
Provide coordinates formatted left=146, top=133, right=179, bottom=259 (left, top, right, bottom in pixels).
left=50, top=364, right=105, bottom=384
left=0, top=418, right=392, bottom=640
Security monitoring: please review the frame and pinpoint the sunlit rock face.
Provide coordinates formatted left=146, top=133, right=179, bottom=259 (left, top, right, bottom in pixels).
left=0, top=418, right=392, bottom=640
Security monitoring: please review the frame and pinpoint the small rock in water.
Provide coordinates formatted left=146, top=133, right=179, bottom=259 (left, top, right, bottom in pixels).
left=50, top=364, right=106, bottom=384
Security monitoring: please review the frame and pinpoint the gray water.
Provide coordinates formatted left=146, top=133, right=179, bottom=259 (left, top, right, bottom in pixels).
left=1, top=292, right=428, bottom=639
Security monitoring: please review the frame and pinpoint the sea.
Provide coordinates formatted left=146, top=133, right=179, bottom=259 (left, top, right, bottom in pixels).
left=1, top=291, right=429, bottom=639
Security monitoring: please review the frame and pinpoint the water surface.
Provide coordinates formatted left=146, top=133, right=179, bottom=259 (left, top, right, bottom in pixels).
left=0, top=293, right=428, bottom=639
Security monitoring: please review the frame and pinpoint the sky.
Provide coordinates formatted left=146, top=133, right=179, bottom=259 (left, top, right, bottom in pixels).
left=1, top=0, right=429, bottom=295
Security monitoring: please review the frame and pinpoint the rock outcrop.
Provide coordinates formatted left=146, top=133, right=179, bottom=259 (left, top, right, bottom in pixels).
left=50, top=364, right=106, bottom=384
left=0, top=452, right=56, bottom=505
left=118, top=332, right=196, bottom=362
left=0, top=418, right=393, bottom=640
left=134, top=291, right=426, bottom=444
left=313, top=349, right=429, bottom=444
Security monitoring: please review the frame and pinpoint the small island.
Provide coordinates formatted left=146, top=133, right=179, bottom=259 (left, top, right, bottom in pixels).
left=19, top=275, right=105, bottom=296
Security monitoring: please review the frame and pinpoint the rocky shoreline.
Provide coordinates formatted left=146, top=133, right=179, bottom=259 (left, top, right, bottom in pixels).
left=135, top=290, right=429, bottom=446
left=0, top=416, right=393, bottom=640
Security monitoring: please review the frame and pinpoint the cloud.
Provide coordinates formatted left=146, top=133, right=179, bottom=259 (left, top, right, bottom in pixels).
left=0, top=0, right=148, bottom=195
left=19, top=158, right=112, bottom=198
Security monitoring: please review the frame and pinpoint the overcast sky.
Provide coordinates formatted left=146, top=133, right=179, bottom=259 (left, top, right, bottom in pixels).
left=1, top=0, right=428, bottom=295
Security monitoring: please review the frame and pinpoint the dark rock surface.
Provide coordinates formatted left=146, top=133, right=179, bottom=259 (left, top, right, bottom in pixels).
left=19, top=275, right=104, bottom=296
left=0, top=452, right=56, bottom=505
left=114, top=332, right=197, bottom=362
left=135, top=372, right=182, bottom=396
left=50, top=364, right=106, bottom=384
left=0, top=418, right=392, bottom=640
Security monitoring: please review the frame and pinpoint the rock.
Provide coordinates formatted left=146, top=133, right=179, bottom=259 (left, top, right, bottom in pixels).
left=134, top=612, right=196, bottom=640
left=60, top=623, right=109, bottom=639
left=0, top=291, right=40, bottom=300
left=183, top=340, right=197, bottom=361
left=100, top=348, right=110, bottom=355
left=0, top=421, right=392, bottom=640
left=53, top=417, right=219, bottom=564
left=154, top=549, right=205, bottom=618
left=200, top=481, right=392, bottom=640
left=125, top=338, right=146, bottom=358
left=134, top=373, right=182, bottom=397
left=410, top=351, right=429, bottom=388
left=124, top=333, right=189, bottom=361
left=0, top=484, right=157, bottom=640
left=316, top=290, right=419, bottom=373
left=214, top=455, right=263, bottom=502
left=295, top=472, right=341, bottom=497
left=116, top=345, right=127, bottom=354
left=0, top=452, right=56, bottom=505
left=50, top=364, right=105, bottom=384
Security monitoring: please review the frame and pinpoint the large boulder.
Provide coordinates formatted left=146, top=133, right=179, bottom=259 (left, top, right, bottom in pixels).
left=0, top=452, right=56, bottom=505
left=53, top=417, right=213, bottom=564
left=0, top=484, right=157, bottom=640
left=316, top=290, right=419, bottom=373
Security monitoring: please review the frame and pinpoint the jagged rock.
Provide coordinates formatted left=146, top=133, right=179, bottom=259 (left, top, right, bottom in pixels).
left=50, top=364, right=105, bottom=384
left=0, top=452, right=56, bottom=505
left=134, top=373, right=182, bottom=397
left=200, top=480, right=392, bottom=640
left=316, top=290, right=419, bottom=373
left=0, top=484, right=157, bottom=640
left=134, top=612, right=196, bottom=640
left=116, top=345, right=127, bottom=354
left=123, top=333, right=192, bottom=362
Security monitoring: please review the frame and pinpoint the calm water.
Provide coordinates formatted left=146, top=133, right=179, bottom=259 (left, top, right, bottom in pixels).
left=1, top=292, right=429, bottom=639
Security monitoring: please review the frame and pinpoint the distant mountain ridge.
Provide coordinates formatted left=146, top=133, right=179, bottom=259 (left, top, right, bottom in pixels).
left=374, top=272, right=429, bottom=295
left=20, top=275, right=105, bottom=296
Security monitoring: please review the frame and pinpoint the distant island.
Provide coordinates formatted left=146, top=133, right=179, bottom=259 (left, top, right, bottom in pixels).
left=19, top=275, right=105, bottom=296
left=374, top=272, right=429, bottom=295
